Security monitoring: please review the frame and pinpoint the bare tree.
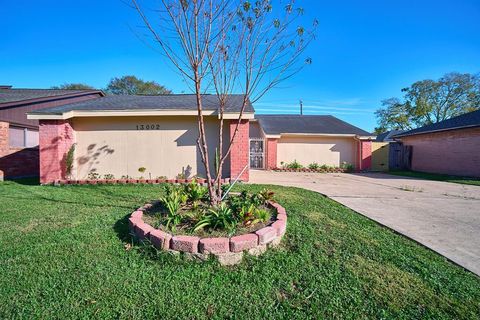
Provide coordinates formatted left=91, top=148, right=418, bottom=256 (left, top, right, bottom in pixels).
left=131, top=0, right=317, bottom=204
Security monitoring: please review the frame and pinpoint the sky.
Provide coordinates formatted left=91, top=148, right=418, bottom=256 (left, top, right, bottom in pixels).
left=1, top=0, right=479, bottom=132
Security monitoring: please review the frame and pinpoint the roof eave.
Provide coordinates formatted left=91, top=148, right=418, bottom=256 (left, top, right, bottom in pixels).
left=393, top=124, right=480, bottom=138
left=0, top=90, right=105, bottom=109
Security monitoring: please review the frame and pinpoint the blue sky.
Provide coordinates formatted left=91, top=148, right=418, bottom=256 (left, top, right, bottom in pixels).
left=1, top=0, right=479, bottom=131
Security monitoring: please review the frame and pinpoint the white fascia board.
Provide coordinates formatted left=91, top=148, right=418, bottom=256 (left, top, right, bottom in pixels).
left=27, top=110, right=256, bottom=120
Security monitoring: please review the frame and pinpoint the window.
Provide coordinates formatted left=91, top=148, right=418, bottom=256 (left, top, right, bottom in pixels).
left=8, top=126, right=39, bottom=148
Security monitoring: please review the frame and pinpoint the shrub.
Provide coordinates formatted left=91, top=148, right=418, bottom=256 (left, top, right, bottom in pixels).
left=161, top=185, right=187, bottom=231
left=184, top=178, right=208, bottom=208
left=286, top=160, right=303, bottom=169
left=87, top=171, right=100, bottom=180
left=103, top=174, right=115, bottom=180
left=340, top=161, right=354, bottom=172
left=308, top=162, right=320, bottom=170
left=320, top=164, right=328, bottom=170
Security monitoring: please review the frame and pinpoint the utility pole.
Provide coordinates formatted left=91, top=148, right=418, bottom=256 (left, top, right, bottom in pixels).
left=300, top=99, right=303, bottom=115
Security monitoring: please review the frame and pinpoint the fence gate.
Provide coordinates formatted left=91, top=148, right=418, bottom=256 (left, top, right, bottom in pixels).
left=389, top=142, right=412, bottom=170
left=249, top=138, right=264, bottom=169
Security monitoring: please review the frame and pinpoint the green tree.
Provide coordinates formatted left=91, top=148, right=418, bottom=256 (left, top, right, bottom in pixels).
left=105, top=75, right=171, bottom=95
left=51, top=83, right=95, bottom=90
left=375, top=72, right=480, bottom=133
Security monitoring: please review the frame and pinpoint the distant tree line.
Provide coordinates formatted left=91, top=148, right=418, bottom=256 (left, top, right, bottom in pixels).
left=52, top=75, right=172, bottom=95
left=375, top=72, right=479, bottom=133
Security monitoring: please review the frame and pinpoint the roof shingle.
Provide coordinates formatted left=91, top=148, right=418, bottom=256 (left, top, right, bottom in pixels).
left=28, top=94, right=253, bottom=114
left=255, top=114, right=371, bottom=136
left=394, top=109, right=480, bottom=138
left=0, top=88, right=100, bottom=105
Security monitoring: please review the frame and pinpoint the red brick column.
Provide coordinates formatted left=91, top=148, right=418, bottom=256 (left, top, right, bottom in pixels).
left=360, top=140, right=372, bottom=170
left=0, top=121, right=8, bottom=180
left=230, top=119, right=249, bottom=181
left=39, top=120, right=75, bottom=184
left=266, top=138, right=277, bottom=170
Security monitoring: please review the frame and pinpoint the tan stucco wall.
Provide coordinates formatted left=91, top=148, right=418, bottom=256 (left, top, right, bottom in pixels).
left=276, top=135, right=356, bottom=167
left=72, top=116, right=230, bottom=180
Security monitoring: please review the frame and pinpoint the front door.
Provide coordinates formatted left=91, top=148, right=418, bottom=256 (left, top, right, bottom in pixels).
left=249, top=138, right=264, bottom=169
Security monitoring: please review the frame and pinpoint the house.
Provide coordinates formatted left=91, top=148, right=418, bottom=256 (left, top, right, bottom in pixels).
left=0, top=86, right=104, bottom=179
left=393, top=109, right=480, bottom=177
left=251, top=115, right=374, bottom=170
left=26, top=94, right=374, bottom=184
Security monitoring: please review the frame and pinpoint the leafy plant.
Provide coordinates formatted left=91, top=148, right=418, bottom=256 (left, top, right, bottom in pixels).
left=65, top=144, right=76, bottom=178
left=254, top=208, right=271, bottom=223
left=87, top=171, right=100, bottom=180
left=103, top=173, right=115, bottom=180
left=156, top=176, right=167, bottom=180
left=138, top=167, right=146, bottom=173
left=184, top=179, right=208, bottom=208
left=286, top=160, right=303, bottom=169
left=320, top=164, right=328, bottom=170
left=176, top=172, right=186, bottom=180
left=121, top=175, right=131, bottom=180
left=340, top=161, right=354, bottom=172
left=308, top=162, right=319, bottom=170
left=259, top=188, right=275, bottom=202
left=194, top=203, right=237, bottom=235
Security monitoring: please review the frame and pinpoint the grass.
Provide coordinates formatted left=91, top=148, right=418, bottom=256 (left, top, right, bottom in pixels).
left=388, top=170, right=480, bottom=186
left=0, top=179, right=479, bottom=319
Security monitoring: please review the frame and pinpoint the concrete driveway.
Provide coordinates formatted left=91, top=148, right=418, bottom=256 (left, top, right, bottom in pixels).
left=250, top=170, right=480, bottom=276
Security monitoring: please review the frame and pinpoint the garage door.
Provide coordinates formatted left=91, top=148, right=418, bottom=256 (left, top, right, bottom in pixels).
left=277, top=136, right=356, bottom=168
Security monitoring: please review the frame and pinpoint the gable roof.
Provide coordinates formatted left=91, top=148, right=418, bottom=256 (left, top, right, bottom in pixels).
left=0, top=88, right=104, bottom=106
left=28, top=94, right=254, bottom=116
left=375, top=129, right=405, bottom=142
left=394, top=109, right=480, bottom=138
left=255, top=114, right=372, bottom=136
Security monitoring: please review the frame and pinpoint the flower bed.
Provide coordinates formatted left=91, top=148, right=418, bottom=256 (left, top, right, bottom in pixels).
left=128, top=199, right=287, bottom=266
left=274, top=167, right=347, bottom=173
left=51, top=178, right=231, bottom=186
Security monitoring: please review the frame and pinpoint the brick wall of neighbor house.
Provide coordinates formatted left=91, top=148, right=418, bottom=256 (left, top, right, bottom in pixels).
left=401, top=127, right=480, bottom=177
left=39, top=120, right=75, bottom=184
left=266, top=138, right=277, bottom=170
left=230, top=119, right=249, bottom=181
left=0, top=121, right=39, bottom=179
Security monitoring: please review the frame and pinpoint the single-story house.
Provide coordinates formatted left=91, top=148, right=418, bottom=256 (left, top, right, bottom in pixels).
left=0, top=86, right=104, bottom=179
left=393, top=109, right=480, bottom=177
left=27, top=94, right=374, bottom=184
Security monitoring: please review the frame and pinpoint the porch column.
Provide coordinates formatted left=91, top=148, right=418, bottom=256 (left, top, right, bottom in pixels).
left=39, top=120, right=75, bottom=184
left=357, top=140, right=372, bottom=171
left=266, top=138, right=278, bottom=170
left=229, top=119, right=249, bottom=181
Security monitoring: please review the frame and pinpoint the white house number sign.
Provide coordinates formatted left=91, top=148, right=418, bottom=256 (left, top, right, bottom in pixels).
left=135, top=124, right=161, bottom=130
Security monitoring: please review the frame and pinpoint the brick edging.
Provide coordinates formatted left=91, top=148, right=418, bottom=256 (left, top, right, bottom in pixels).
left=128, top=200, right=287, bottom=266
left=50, top=178, right=231, bottom=186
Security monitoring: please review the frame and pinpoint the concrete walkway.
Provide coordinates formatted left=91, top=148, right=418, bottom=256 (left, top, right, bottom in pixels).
left=250, top=170, right=480, bottom=276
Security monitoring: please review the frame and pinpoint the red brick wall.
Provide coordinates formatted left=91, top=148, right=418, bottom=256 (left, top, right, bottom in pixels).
left=39, top=120, right=75, bottom=184
left=266, top=138, right=277, bottom=170
left=0, top=121, right=39, bottom=179
left=230, top=119, right=249, bottom=181
left=401, top=127, right=480, bottom=177
left=361, top=140, right=372, bottom=170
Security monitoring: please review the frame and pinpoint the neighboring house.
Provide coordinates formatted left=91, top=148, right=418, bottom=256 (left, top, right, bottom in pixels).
left=27, top=95, right=374, bottom=184
left=375, top=129, right=405, bottom=142
left=393, top=109, right=480, bottom=177
left=0, top=86, right=104, bottom=179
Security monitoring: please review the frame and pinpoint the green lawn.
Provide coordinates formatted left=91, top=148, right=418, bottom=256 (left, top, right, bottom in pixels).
left=388, top=170, right=480, bottom=186
left=0, top=180, right=479, bottom=319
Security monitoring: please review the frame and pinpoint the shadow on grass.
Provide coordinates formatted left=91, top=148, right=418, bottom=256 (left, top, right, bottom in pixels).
left=4, top=177, right=40, bottom=185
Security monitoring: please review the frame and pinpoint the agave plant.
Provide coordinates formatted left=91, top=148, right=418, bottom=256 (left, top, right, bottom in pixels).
left=194, top=203, right=237, bottom=235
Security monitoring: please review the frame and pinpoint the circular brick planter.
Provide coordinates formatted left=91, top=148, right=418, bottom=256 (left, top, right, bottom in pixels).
left=128, top=200, right=287, bottom=266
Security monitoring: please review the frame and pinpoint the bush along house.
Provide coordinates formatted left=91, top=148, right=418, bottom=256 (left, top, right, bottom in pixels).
left=27, top=94, right=374, bottom=184
left=0, top=86, right=104, bottom=180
